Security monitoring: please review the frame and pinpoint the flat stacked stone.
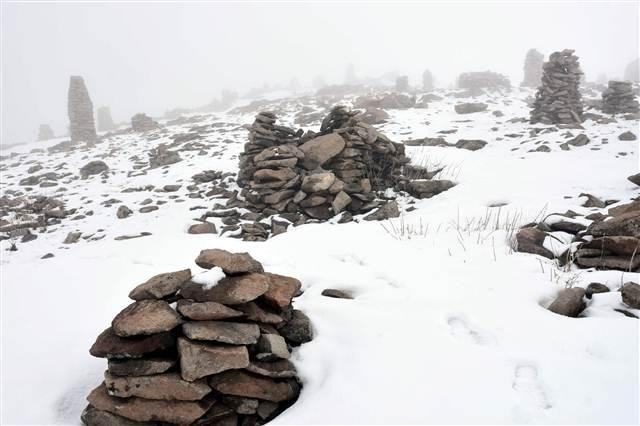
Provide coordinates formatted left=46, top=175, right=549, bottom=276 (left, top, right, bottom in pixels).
left=68, top=76, right=97, bottom=142
left=97, top=106, right=116, bottom=132
left=530, top=49, right=583, bottom=125
left=602, top=81, right=639, bottom=114
left=83, top=249, right=312, bottom=426
left=37, top=124, right=54, bottom=141
left=521, top=49, right=544, bottom=88
left=457, top=71, right=510, bottom=92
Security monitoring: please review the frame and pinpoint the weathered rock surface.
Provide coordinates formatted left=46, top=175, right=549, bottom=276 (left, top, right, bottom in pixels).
left=129, top=269, right=191, bottom=300
left=621, top=282, right=640, bottom=309
left=112, top=300, right=183, bottom=337
left=180, top=274, right=270, bottom=305
left=209, top=371, right=299, bottom=402
left=182, top=321, right=260, bottom=345
left=548, top=288, right=586, bottom=317
left=178, top=338, right=250, bottom=381
left=195, top=249, right=264, bottom=275
left=104, top=371, right=211, bottom=401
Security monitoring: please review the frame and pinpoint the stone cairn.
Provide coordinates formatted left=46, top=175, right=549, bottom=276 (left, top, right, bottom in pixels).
left=83, top=249, right=312, bottom=426
left=395, top=75, right=409, bottom=92
left=521, top=49, right=544, bottom=88
left=68, top=76, right=97, bottom=142
left=422, top=69, right=434, bottom=92
left=132, top=113, right=160, bottom=132
left=37, top=124, right=54, bottom=141
left=602, top=81, right=639, bottom=114
left=97, top=106, right=116, bottom=132
left=457, top=71, right=510, bottom=92
left=530, top=49, right=583, bottom=125
left=238, top=106, right=411, bottom=221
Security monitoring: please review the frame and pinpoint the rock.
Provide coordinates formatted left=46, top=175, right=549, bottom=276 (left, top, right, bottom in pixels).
left=256, top=334, right=290, bottom=360
left=300, top=172, right=336, bottom=193
left=80, top=404, right=147, bottom=426
left=363, top=201, right=400, bottom=221
left=68, top=76, right=97, bottom=142
left=235, top=302, right=283, bottom=324
left=80, top=161, right=109, bottom=178
left=89, top=328, right=175, bottom=359
left=131, top=113, right=159, bottom=132
left=188, top=222, right=217, bottom=234
left=567, top=134, right=589, bottom=146
left=621, top=282, right=640, bottom=309
left=580, top=236, right=640, bottom=256
left=406, top=180, right=456, bottom=199
left=521, top=49, right=544, bottom=87
left=182, top=321, right=260, bottom=345
left=609, top=200, right=640, bottom=217
left=585, top=283, right=610, bottom=299
left=588, top=211, right=640, bottom=238
left=176, top=300, right=244, bottom=320
left=455, top=139, right=487, bottom=151
left=331, top=190, right=352, bottom=213
left=63, top=231, right=82, bottom=244
left=278, top=309, right=313, bottom=345
left=87, top=383, right=209, bottom=424
left=112, top=300, right=183, bottom=337
left=208, top=371, right=299, bottom=403
left=222, top=396, right=259, bottom=415
left=180, top=274, right=269, bottom=305
left=261, top=272, right=302, bottom=310
left=129, top=269, right=191, bottom=300
left=246, top=360, right=297, bottom=379
left=195, top=249, right=264, bottom=275
left=321, top=289, right=354, bottom=299
left=178, top=338, right=250, bottom=381
left=548, top=287, right=586, bottom=317
left=454, top=103, right=488, bottom=114
left=628, top=173, right=640, bottom=187
left=149, top=144, right=181, bottom=169
left=139, top=206, right=159, bottom=214
left=107, top=357, right=175, bottom=377
left=516, top=227, right=554, bottom=259
left=299, top=133, right=346, bottom=170
left=104, top=371, right=211, bottom=401
left=117, top=205, right=133, bottom=219
left=618, top=131, right=637, bottom=141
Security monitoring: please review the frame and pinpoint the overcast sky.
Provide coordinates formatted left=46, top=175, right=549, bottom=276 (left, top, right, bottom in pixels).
left=1, top=1, right=638, bottom=144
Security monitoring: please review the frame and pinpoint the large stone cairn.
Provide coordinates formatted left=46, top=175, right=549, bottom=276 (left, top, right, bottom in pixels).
left=457, top=71, right=510, bottom=92
left=83, top=249, right=312, bottom=426
left=530, top=49, right=583, bottom=125
left=68, top=76, right=97, bottom=142
left=521, top=49, right=544, bottom=87
left=238, top=106, right=409, bottom=220
left=602, top=81, right=639, bottom=114
left=97, top=106, right=116, bottom=132
left=37, top=124, right=54, bottom=141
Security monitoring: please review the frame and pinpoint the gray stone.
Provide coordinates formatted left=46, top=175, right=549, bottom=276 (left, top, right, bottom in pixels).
left=176, top=300, right=244, bottom=320
left=129, top=269, right=191, bottom=300
left=180, top=273, right=269, bottom=305
left=112, top=300, right=183, bottom=337
left=178, top=337, right=250, bottom=381
left=621, top=282, right=640, bottom=309
left=548, top=288, right=586, bottom=317
left=300, top=172, right=336, bottom=193
left=299, top=133, right=346, bottom=170
left=195, top=249, right=264, bottom=275
left=278, top=309, right=313, bottom=345
left=182, top=321, right=260, bottom=345
left=363, top=201, right=400, bottom=221
left=107, top=357, right=175, bottom=377
left=104, top=371, right=211, bottom=401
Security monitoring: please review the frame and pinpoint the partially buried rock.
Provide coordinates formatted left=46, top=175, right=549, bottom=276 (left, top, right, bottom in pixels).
left=548, top=287, right=586, bottom=317
left=116, top=205, right=133, bottom=219
left=406, top=180, right=456, bottom=199
left=104, top=371, right=211, bottom=401
left=455, top=139, right=487, bottom=151
left=618, top=131, right=637, bottom=141
left=208, top=370, right=299, bottom=403
left=188, top=222, right=217, bottom=234
left=182, top=321, right=260, bottom=345
left=180, top=274, right=269, bottom=305
left=321, top=289, right=354, bottom=299
left=585, top=283, right=610, bottom=299
left=89, top=328, right=175, bottom=359
left=454, top=102, right=488, bottom=114
left=129, top=269, right=191, bottom=300
left=628, top=173, right=640, bottom=187
left=515, top=227, right=554, bottom=259
left=195, top=249, right=264, bottom=275
left=621, top=282, right=640, bottom=309
left=178, top=338, right=250, bottom=381
left=363, top=201, right=400, bottom=221
left=112, top=300, right=183, bottom=337
left=80, top=160, right=109, bottom=179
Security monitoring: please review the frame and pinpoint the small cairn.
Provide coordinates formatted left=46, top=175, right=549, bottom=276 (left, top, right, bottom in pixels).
left=530, top=49, right=583, bottom=125
left=521, top=49, right=544, bottom=88
left=68, top=76, right=97, bottom=142
left=97, top=106, right=116, bottom=132
left=602, top=81, right=639, bottom=114
left=132, top=113, right=160, bottom=132
left=83, top=249, right=312, bottom=426
left=37, top=124, right=54, bottom=141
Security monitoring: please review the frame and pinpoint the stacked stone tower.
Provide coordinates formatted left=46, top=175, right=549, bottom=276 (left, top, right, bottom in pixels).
left=67, top=76, right=97, bottom=141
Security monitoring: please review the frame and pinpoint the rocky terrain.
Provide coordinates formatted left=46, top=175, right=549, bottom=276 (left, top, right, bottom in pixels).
left=1, top=78, right=639, bottom=424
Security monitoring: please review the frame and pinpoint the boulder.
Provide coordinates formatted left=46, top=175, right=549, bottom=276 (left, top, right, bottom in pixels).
left=278, top=309, right=313, bottom=345
left=188, top=222, right=217, bottom=234
left=454, top=103, right=488, bottom=114
left=621, top=282, right=640, bottom=309
left=299, top=133, right=346, bottom=170
left=107, top=357, right=175, bottom=377
left=585, top=283, right=610, bottom=299
left=618, top=131, right=637, bottom=141
left=80, top=161, right=109, bottom=178
left=261, top=273, right=302, bottom=310
left=588, top=211, right=640, bottom=238
left=363, top=201, right=400, bottom=221
left=406, top=180, right=456, bottom=199
left=515, top=227, right=554, bottom=259
left=176, top=300, right=244, bottom=321
left=117, top=205, right=133, bottom=219
left=455, top=139, right=487, bottom=151
left=548, top=287, right=586, bottom=317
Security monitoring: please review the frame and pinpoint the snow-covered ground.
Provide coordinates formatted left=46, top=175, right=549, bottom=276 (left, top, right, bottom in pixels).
left=1, top=87, right=638, bottom=424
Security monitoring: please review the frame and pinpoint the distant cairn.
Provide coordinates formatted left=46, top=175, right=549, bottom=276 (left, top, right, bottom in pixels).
left=97, top=106, right=116, bottom=132
left=530, top=49, right=583, bottom=125
left=602, top=81, right=639, bottom=114
left=521, top=49, right=544, bottom=88
left=68, top=76, right=97, bottom=142
left=37, top=124, right=54, bottom=141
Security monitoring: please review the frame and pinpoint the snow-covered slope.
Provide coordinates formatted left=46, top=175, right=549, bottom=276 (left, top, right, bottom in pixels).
left=1, top=87, right=638, bottom=424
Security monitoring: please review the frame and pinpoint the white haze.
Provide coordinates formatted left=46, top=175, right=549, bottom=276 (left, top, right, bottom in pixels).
left=1, top=1, right=638, bottom=144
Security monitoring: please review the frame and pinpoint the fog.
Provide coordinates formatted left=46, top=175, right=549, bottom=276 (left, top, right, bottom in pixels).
left=1, top=1, right=638, bottom=144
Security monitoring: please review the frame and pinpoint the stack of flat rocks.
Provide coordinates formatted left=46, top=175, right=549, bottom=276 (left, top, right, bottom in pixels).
left=68, top=76, right=97, bottom=142
left=602, top=81, right=639, bottom=114
left=83, top=249, right=312, bottom=426
left=530, top=49, right=584, bottom=125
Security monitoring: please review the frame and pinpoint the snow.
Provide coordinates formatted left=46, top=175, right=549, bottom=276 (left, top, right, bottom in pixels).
left=1, top=87, right=638, bottom=424
left=191, top=266, right=225, bottom=289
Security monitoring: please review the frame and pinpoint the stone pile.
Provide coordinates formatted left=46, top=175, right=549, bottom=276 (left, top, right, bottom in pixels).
left=457, top=71, right=510, bottom=92
left=521, top=49, right=544, bottom=88
left=422, top=69, right=434, bottom=91
left=530, top=49, right=584, bottom=125
left=68, top=76, right=97, bottom=142
left=238, top=106, right=412, bottom=220
left=37, top=124, right=54, bottom=141
left=83, top=249, right=312, bottom=426
left=132, top=113, right=160, bottom=132
left=602, top=81, right=639, bottom=114
left=97, top=106, right=116, bottom=132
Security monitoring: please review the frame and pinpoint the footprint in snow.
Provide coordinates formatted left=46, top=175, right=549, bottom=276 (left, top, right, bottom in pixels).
left=512, top=363, right=552, bottom=414
left=446, top=315, right=495, bottom=346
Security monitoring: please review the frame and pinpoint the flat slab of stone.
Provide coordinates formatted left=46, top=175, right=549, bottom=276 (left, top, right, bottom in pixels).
left=178, top=338, right=250, bottom=381
left=278, top=309, right=313, bottom=345
left=246, top=360, right=297, bottom=379
left=112, top=300, right=183, bottom=337
left=182, top=321, right=260, bottom=345
left=129, top=269, right=191, bottom=300
left=104, top=371, right=211, bottom=401
left=208, top=370, right=299, bottom=402
left=235, top=302, right=283, bottom=324
left=107, top=357, right=175, bottom=377
left=180, top=273, right=270, bottom=305
left=261, top=273, right=301, bottom=310
left=81, top=404, right=147, bottom=426
left=195, top=249, right=264, bottom=275
left=87, top=383, right=210, bottom=424
left=177, top=300, right=244, bottom=320
left=90, top=328, right=175, bottom=359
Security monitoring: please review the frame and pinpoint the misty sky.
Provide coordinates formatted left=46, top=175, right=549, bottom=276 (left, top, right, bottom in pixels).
left=1, top=1, right=638, bottom=144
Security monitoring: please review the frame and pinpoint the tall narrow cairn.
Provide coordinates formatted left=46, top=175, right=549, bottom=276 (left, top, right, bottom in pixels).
left=68, top=76, right=97, bottom=142
left=37, top=124, right=54, bottom=141
left=530, top=49, right=583, bottom=125
left=422, top=69, right=434, bottom=92
left=602, top=81, right=639, bottom=114
left=97, top=106, right=116, bottom=132
left=521, top=49, right=544, bottom=87
left=83, top=249, right=312, bottom=426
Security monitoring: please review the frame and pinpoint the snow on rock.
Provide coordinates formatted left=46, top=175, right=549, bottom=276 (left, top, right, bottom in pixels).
left=191, top=266, right=226, bottom=290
